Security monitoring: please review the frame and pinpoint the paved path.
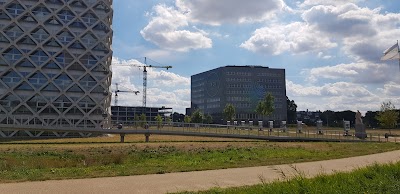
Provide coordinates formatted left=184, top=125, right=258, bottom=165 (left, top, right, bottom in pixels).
left=1, top=150, right=400, bottom=194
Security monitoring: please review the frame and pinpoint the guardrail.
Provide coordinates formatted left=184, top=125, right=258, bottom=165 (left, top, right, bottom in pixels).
left=1, top=122, right=393, bottom=143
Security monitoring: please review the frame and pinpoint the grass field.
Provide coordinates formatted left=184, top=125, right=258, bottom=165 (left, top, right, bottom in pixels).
left=181, top=161, right=400, bottom=194
left=1, top=135, right=400, bottom=183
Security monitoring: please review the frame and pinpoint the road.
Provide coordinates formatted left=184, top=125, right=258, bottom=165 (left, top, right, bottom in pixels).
left=1, top=150, right=400, bottom=194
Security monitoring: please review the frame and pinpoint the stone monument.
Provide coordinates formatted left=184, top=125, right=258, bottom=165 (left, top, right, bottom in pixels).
left=281, top=121, right=287, bottom=132
left=269, top=121, right=274, bottom=132
left=355, top=110, right=367, bottom=139
left=297, top=121, right=302, bottom=133
left=316, top=120, right=323, bottom=134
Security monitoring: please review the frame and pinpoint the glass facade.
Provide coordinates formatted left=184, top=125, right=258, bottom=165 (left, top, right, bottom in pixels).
left=0, top=0, right=113, bottom=131
left=191, top=66, right=287, bottom=123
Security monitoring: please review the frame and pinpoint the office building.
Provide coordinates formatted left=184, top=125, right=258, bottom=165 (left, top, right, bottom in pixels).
left=191, top=66, right=286, bottom=123
left=0, top=0, right=113, bottom=134
left=111, top=106, right=172, bottom=125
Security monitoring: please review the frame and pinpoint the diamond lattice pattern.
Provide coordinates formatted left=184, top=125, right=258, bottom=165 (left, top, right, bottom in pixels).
left=0, top=0, right=113, bottom=129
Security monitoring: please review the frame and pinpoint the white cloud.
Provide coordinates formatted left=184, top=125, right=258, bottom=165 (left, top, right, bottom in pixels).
left=240, top=22, right=337, bottom=55
left=176, top=0, right=285, bottom=25
left=317, top=52, right=332, bottom=59
left=306, top=61, right=396, bottom=84
left=140, top=4, right=212, bottom=52
left=286, top=80, right=384, bottom=112
left=298, top=0, right=363, bottom=8
left=111, top=57, right=190, bottom=113
left=242, top=2, right=400, bottom=62
left=378, top=82, right=400, bottom=96
left=301, top=3, right=400, bottom=62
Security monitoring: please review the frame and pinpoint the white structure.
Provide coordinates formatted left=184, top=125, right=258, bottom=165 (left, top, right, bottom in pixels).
left=0, top=0, right=113, bottom=136
left=297, top=120, right=302, bottom=133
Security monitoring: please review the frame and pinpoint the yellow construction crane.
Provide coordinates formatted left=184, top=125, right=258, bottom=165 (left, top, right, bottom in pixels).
left=113, top=83, right=139, bottom=106
left=115, top=57, right=172, bottom=108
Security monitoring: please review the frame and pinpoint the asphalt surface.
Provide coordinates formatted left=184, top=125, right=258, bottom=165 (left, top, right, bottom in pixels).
left=1, top=150, right=400, bottom=194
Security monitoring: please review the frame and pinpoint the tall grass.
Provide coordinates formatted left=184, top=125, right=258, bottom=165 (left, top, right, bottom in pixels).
left=185, top=162, right=400, bottom=194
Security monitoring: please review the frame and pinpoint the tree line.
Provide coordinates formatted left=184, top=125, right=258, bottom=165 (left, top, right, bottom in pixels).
left=312, top=101, right=400, bottom=132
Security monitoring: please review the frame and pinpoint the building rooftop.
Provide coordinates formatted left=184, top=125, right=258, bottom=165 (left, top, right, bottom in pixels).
left=192, top=65, right=284, bottom=77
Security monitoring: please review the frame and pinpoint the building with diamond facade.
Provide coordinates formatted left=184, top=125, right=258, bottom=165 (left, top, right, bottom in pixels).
left=0, top=0, right=113, bottom=136
left=191, top=66, right=287, bottom=124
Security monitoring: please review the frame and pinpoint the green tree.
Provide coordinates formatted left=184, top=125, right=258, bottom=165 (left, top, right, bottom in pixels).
left=134, top=114, right=140, bottom=129
left=166, top=117, right=172, bottom=124
left=184, top=115, right=191, bottom=123
left=191, top=109, right=204, bottom=123
left=376, top=101, right=399, bottom=134
left=203, top=114, right=213, bottom=124
left=139, top=113, right=146, bottom=128
left=223, top=103, right=236, bottom=122
left=287, top=96, right=297, bottom=124
left=154, top=114, right=163, bottom=129
left=256, top=93, right=275, bottom=118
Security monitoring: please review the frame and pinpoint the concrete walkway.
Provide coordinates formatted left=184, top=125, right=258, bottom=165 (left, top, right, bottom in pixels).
left=1, top=150, right=400, bottom=194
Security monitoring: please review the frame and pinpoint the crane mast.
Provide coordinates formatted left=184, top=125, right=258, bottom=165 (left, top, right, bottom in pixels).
left=143, top=65, right=147, bottom=107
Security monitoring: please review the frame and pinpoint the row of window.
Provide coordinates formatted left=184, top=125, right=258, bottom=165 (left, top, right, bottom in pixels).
left=227, top=96, right=250, bottom=102
left=2, top=48, right=105, bottom=66
left=256, top=79, right=283, bottom=83
left=225, top=72, right=252, bottom=76
left=226, top=90, right=250, bottom=95
left=2, top=25, right=107, bottom=48
left=206, top=104, right=220, bottom=109
left=207, top=98, right=220, bottom=103
left=226, top=78, right=251, bottom=82
left=4, top=1, right=111, bottom=18
left=256, top=72, right=283, bottom=77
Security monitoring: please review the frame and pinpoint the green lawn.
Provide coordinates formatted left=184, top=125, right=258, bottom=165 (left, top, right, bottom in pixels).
left=0, top=139, right=399, bottom=183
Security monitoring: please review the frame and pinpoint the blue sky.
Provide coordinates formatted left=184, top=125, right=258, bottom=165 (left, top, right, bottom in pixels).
left=110, top=0, right=400, bottom=114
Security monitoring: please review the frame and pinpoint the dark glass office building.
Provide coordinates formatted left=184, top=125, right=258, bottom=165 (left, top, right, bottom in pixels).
left=191, top=66, right=287, bottom=123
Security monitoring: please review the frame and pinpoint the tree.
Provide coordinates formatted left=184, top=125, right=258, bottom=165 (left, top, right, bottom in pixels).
left=166, top=117, right=172, bottom=124
left=376, top=101, right=399, bottom=134
left=256, top=93, right=275, bottom=118
left=320, top=110, right=336, bottom=127
left=223, top=103, right=236, bottom=122
left=134, top=114, right=140, bottom=129
left=184, top=115, right=191, bottom=123
left=364, top=111, right=379, bottom=128
left=154, top=114, right=163, bottom=129
left=139, top=113, right=146, bottom=128
left=191, top=109, right=203, bottom=123
left=203, top=114, right=213, bottom=124
left=172, top=112, right=185, bottom=122
left=287, top=96, right=297, bottom=124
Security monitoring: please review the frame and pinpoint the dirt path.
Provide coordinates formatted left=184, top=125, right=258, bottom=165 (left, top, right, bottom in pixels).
left=1, top=150, right=400, bottom=194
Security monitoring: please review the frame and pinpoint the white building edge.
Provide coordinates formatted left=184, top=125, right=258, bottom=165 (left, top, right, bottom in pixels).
left=0, top=0, right=113, bottom=137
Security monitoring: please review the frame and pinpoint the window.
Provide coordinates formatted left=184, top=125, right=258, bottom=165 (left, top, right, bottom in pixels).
left=1, top=71, right=21, bottom=87
left=31, top=28, right=50, bottom=43
left=32, top=5, right=50, bottom=19
left=57, top=30, right=74, bottom=45
left=82, top=12, right=98, bottom=26
left=30, top=50, right=49, bottom=65
left=6, top=3, right=25, bottom=17
left=57, top=10, right=75, bottom=24
left=28, top=72, right=47, bottom=89
left=80, top=54, right=97, bottom=68
left=2, top=47, right=22, bottom=64
left=4, top=25, right=23, bottom=41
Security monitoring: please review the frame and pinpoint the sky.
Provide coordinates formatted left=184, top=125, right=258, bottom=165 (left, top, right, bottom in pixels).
left=110, top=0, right=400, bottom=114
